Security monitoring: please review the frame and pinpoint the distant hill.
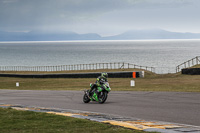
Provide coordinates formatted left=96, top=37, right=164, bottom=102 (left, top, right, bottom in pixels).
left=1, top=29, right=200, bottom=41
left=104, top=29, right=200, bottom=40
left=0, top=30, right=101, bottom=41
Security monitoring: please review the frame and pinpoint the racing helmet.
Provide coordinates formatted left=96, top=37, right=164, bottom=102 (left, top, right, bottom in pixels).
left=101, top=72, right=108, bottom=79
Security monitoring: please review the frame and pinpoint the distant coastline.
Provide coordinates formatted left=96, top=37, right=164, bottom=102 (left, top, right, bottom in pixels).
left=1, top=38, right=200, bottom=43
left=1, top=29, right=200, bottom=41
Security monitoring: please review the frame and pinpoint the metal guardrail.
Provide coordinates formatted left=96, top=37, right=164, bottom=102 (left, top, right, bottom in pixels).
left=176, top=56, right=200, bottom=73
left=0, top=62, right=155, bottom=73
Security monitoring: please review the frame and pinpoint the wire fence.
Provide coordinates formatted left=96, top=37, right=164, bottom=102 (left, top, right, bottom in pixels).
left=176, top=56, right=200, bottom=73
left=0, top=62, right=155, bottom=73
left=1, top=57, right=200, bottom=74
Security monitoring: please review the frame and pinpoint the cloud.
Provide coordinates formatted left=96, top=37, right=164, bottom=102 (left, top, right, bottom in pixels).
left=0, top=0, right=200, bottom=35
left=1, top=0, right=18, bottom=3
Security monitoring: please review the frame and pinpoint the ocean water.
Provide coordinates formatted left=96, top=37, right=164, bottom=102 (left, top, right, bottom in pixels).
left=0, top=39, right=200, bottom=73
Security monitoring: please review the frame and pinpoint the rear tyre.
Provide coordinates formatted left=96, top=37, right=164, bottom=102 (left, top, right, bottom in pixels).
left=83, top=93, right=90, bottom=103
left=98, top=92, right=107, bottom=104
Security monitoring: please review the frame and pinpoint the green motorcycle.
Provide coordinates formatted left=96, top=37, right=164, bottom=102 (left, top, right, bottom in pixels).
left=83, top=82, right=111, bottom=104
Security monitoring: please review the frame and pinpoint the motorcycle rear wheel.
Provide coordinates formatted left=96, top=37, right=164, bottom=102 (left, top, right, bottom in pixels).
left=83, top=93, right=91, bottom=103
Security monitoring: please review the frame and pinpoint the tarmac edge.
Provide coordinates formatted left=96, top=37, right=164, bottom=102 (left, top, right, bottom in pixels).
left=1, top=103, right=200, bottom=133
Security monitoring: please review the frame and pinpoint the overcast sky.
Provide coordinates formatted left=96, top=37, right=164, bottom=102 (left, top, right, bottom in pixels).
left=0, top=0, right=200, bottom=36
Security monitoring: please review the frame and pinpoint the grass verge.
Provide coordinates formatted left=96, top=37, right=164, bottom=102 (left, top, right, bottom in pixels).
left=0, top=108, right=156, bottom=133
left=0, top=69, right=200, bottom=92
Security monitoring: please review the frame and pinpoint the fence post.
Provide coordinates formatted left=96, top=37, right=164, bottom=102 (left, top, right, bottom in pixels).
left=192, top=59, right=194, bottom=66
left=178, top=66, right=180, bottom=73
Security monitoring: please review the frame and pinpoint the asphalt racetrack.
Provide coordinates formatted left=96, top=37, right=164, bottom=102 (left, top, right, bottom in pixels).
left=0, top=90, right=200, bottom=126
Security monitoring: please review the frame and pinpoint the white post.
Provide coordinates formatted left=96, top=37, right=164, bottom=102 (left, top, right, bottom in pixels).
left=130, top=80, right=135, bottom=87
left=16, top=82, right=19, bottom=87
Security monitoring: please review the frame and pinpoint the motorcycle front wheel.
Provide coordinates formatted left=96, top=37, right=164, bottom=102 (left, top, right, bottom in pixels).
left=98, top=92, right=107, bottom=104
left=83, top=93, right=90, bottom=103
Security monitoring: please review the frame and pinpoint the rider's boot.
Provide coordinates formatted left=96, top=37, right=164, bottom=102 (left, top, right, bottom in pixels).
left=89, top=84, right=96, bottom=97
left=89, top=89, right=93, bottom=97
left=85, top=90, right=90, bottom=97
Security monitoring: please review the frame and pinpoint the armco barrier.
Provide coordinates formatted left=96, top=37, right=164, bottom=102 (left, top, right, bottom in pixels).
left=182, top=68, right=200, bottom=75
left=0, top=71, right=144, bottom=78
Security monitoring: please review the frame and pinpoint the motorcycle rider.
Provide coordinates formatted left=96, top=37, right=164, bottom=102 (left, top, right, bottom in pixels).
left=89, top=72, right=108, bottom=97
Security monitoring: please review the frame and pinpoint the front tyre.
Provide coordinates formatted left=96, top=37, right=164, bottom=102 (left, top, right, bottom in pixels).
left=83, top=94, right=90, bottom=103
left=98, top=92, right=107, bottom=104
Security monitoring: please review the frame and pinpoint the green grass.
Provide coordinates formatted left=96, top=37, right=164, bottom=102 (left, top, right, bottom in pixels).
left=0, top=69, right=200, bottom=92
left=191, top=64, right=200, bottom=68
left=0, top=108, right=156, bottom=133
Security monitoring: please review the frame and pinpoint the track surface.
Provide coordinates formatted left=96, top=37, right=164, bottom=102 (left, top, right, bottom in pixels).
left=0, top=90, right=200, bottom=126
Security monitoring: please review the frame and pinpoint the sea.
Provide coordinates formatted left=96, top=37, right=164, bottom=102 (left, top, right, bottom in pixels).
left=0, top=39, right=200, bottom=74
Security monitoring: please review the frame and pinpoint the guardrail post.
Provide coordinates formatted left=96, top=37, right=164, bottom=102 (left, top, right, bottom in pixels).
left=192, top=59, right=194, bottom=66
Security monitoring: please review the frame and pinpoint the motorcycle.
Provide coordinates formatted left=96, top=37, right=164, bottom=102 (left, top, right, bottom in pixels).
left=83, top=82, right=111, bottom=104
